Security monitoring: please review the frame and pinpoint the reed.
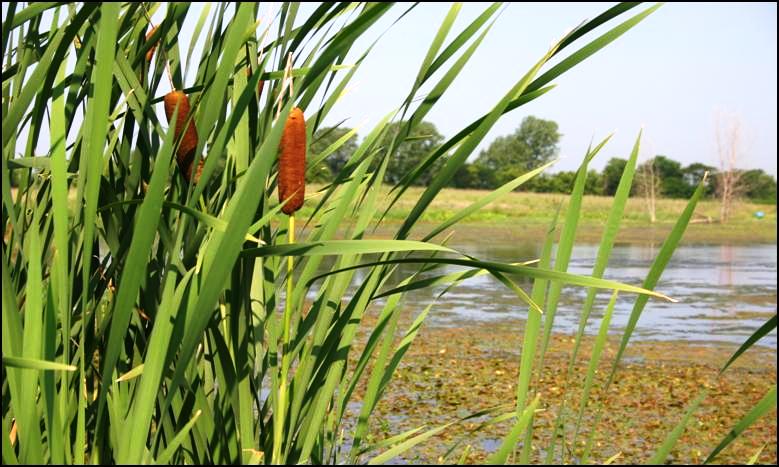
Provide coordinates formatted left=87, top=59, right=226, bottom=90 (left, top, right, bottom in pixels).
left=2, top=3, right=772, bottom=465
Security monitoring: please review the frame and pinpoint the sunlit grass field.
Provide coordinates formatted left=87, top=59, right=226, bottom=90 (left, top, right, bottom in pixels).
left=306, top=184, right=777, bottom=243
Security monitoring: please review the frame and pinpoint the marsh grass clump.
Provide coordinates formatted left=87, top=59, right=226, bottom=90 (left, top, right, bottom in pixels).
left=3, top=3, right=773, bottom=465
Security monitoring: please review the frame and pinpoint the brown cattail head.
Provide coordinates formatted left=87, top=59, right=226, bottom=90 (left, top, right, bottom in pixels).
left=278, top=107, right=306, bottom=215
left=164, top=90, right=200, bottom=183
left=189, top=158, right=204, bottom=185
left=145, top=26, right=160, bottom=62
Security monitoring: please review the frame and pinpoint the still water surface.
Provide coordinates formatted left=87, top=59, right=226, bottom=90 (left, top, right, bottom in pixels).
left=330, top=242, right=777, bottom=348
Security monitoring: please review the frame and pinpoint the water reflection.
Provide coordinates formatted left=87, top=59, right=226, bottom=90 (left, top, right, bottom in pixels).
left=719, top=244, right=734, bottom=287
left=315, top=242, right=777, bottom=348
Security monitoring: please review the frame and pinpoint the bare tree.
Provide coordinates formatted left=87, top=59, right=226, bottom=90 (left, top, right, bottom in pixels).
left=715, top=114, right=745, bottom=223
left=636, top=156, right=660, bottom=223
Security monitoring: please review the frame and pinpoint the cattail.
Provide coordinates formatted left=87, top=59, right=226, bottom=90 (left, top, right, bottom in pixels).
left=145, top=26, right=159, bottom=62
left=278, top=107, right=306, bottom=215
left=164, top=90, right=200, bottom=183
left=189, top=158, right=204, bottom=185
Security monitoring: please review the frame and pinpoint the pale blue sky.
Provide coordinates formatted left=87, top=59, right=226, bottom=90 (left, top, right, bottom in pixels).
left=305, top=2, right=778, bottom=175
left=16, top=3, right=778, bottom=177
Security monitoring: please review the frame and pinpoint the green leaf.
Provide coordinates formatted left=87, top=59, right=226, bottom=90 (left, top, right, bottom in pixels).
left=2, top=356, right=77, bottom=372
left=704, top=385, right=777, bottom=464
left=648, top=389, right=707, bottom=464
left=368, top=423, right=452, bottom=465
left=606, top=173, right=709, bottom=387
left=241, top=239, right=456, bottom=258
left=422, top=159, right=557, bottom=242
left=568, top=130, right=640, bottom=379
left=98, top=96, right=177, bottom=444
left=307, top=256, right=675, bottom=302
left=115, top=364, right=145, bottom=383
left=154, top=410, right=203, bottom=465
left=538, top=134, right=612, bottom=368
left=525, top=3, right=663, bottom=94
left=573, top=291, right=619, bottom=441
left=487, top=395, right=540, bottom=464
left=720, top=314, right=777, bottom=374
left=395, top=34, right=561, bottom=240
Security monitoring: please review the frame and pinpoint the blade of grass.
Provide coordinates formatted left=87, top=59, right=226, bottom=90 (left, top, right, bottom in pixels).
left=98, top=98, right=177, bottom=460
left=720, top=314, right=777, bottom=374
left=704, top=385, right=777, bottom=464
left=605, top=174, right=709, bottom=389
left=18, top=210, right=45, bottom=464
left=538, top=134, right=612, bottom=370
left=3, top=357, right=77, bottom=372
left=367, top=423, right=453, bottom=465
left=422, top=159, right=557, bottom=242
left=648, top=389, right=708, bottom=465
left=568, top=131, right=639, bottom=370
left=306, top=256, right=676, bottom=302
left=517, top=206, right=560, bottom=463
left=525, top=3, right=663, bottom=94
left=154, top=410, right=203, bottom=465
left=572, top=290, right=619, bottom=443
left=241, top=239, right=456, bottom=258
left=487, top=395, right=541, bottom=464
left=395, top=36, right=562, bottom=240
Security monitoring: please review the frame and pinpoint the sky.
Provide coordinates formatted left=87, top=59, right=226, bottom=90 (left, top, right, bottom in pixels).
left=302, top=2, right=778, bottom=176
left=12, top=2, right=779, bottom=177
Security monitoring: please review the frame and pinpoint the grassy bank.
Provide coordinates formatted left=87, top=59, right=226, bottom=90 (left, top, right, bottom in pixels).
left=14, top=186, right=774, bottom=244
left=305, top=185, right=777, bottom=244
left=350, top=317, right=777, bottom=464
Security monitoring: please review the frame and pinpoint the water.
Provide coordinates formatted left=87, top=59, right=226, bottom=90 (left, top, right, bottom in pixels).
left=323, top=242, right=777, bottom=348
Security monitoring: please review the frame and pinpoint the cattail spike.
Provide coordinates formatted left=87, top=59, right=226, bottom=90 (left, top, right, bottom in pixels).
left=278, top=107, right=306, bottom=215
left=164, top=90, right=200, bottom=183
left=145, top=26, right=160, bottom=62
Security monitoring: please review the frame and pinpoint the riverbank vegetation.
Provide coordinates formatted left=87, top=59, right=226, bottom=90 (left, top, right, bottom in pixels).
left=305, top=184, right=777, bottom=244
left=306, top=118, right=777, bottom=204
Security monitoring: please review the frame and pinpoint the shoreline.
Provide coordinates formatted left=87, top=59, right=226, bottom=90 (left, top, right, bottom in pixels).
left=359, top=220, right=777, bottom=245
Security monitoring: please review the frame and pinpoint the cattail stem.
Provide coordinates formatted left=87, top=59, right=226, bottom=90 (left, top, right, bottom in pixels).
left=141, top=5, right=174, bottom=89
left=273, top=215, right=295, bottom=465
left=284, top=214, right=294, bottom=351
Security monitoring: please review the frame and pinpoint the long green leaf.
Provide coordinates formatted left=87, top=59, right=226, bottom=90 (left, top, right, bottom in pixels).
left=538, top=134, right=612, bottom=369
left=241, top=239, right=455, bottom=258
left=98, top=97, right=177, bottom=448
left=306, top=256, right=675, bottom=302
left=422, top=159, right=557, bottom=242
left=720, top=314, right=777, bottom=374
left=648, top=389, right=708, bottom=465
left=606, top=174, right=709, bottom=387
left=3, top=357, right=77, bottom=372
left=368, top=423, right=452, bottom=465
left=573, top=291, right=619, bottom=442
left=487, top=395, right=541, bottom=464
left=704, top=385, right=777, bottom=464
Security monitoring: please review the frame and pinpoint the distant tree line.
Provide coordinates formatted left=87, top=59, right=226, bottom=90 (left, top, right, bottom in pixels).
left=309, top=116, right=778, bottom=203
left=9, top=115, right=775, bottom=204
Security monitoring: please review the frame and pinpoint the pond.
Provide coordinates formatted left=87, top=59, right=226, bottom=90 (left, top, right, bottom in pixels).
left=332, top=242, right=778, bottom=348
